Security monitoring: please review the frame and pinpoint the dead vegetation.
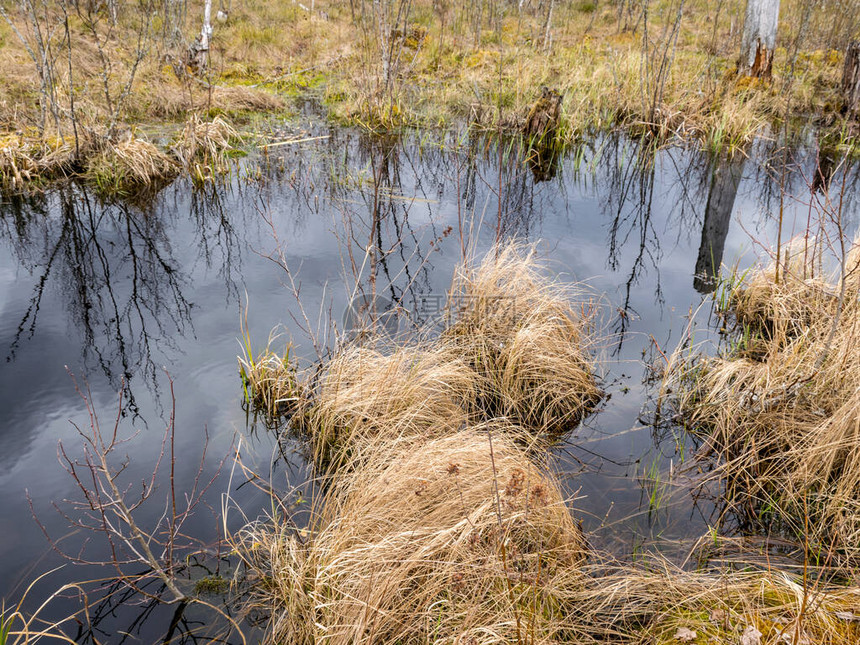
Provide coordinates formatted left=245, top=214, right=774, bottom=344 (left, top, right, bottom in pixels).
left=239, top=243, right=604, bottom=467
left=173, top=114, right=240, bottom=181
left=0, top=113, right=246, bottom=194
left=238, top=327, right=306, bottom=427
left=1, top=0, right=856, bottom=182
left=231, top=427, right=860, bottom=644
left=230, top=240, right=860, bottom=644
left=301, top=344, right=478, bottom=470
left=663, top=236, right=860, bottom=552
left=0, top=132, right=76, bottom=189
left=443, top=243, right=603, bottom=435
left=233, top=429, right=587, bottom=645
left=230, top=243, right=601, bottom=642
left=84, top=136, right=178, bottom=196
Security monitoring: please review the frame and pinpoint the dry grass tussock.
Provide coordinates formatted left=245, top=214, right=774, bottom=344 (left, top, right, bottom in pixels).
left=0, top=132, right=77, bottom=189
left=173, top=114, right=240, bottom=171
left=664, top=236, right=860, bottom=549
left=301, top=344, right=478, bottom=470
left=232, top=241, right=860, bottom=643
left=1, top=113, right=244, bottom=194
left=84, top=136, right=178, bottom=197
left=232, top=431, right=860, bottom=643
left=239, top=243, right=603, bottom=465
left=443, top=243, right=603, bottom=434
left=134, top=82, right=284, bottom=120
left=233, top=429, right=587, bottom=645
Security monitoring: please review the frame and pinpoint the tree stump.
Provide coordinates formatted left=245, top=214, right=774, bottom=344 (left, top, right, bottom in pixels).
left=187, top=0, right=213, bottom=73
left=739, top=0, right=780, bottom=79
left=525, top=87, right=563, bottom=141
left=524, top=87, right=564, bottom=183
left=842, top=41, right=860, bottom=116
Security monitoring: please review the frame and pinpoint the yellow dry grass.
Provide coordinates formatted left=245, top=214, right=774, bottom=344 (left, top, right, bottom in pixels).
left=664, top=236, right=860, bottom=551
left=240, top=243, right=603, bottom=466
left=232, top=428, right=860, bottom=644
left=443, top=243, right=603, bottom=435
left=231, top=240, right=860, bottom=645
left=233, top=429, right=586, bottom=645
left=84, top=136, right=177, bottom=196
left=0, top=0, right=853, bottom=159
left=302, top=344, right=477, bottom=470
left=173, top=114, right=240, bottom=181
left=0, top=132, right=76, bottom=189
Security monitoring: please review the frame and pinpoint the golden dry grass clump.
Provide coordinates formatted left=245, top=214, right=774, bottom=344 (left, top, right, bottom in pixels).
left=173, top=114, right=241, bottom=180
left=137, top=83, right=284, bottom=120
left=302, top=344, right=477, bottom=470
left=234, top=430, right=586, bottom=645
left=557, top=565, right=860, bottom=643
left=443, top=243, right=603, bottom=435
left=84, top=136, right=178, bottom=196
left=665, top=237, right=860, bottom=547
left=233, top=428, right=860, bottom=644
left=239, top=244, right=603, bottom=461
left=729, top=241, right=841, bottom=351
left=0, top=132, right=76, bottom=189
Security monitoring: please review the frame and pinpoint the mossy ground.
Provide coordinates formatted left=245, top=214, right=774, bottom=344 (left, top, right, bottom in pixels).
left=0, top=0, right=856, bottom=190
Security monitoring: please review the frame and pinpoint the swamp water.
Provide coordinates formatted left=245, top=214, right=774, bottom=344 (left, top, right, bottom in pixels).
left=0, top=122, right=857, bottom=641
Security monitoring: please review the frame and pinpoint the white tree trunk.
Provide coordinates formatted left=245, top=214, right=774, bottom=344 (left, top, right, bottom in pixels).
left=739, top=0, right=779, bottom=78
left=190, top=0, right=213, bottom=71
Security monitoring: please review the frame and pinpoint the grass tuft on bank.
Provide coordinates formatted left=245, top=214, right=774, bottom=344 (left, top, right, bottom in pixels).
left=233, top=429, right=586, bottom=644
left=664, top=236, right=860, bottom=556
left=238, top=243, right=603, bottom=468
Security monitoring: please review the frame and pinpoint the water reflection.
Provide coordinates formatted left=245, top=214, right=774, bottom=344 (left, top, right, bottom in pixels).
left=1, top=180, right=258, bottom=416
left=600, top=137, right=700, bottom=344
left=3, top=120, right=860, bottom=639
left=694, top=152, right=746, bottom=293
left=0, top=188, right=192, bottom=413
left=812, top=145, right=838, bottom=196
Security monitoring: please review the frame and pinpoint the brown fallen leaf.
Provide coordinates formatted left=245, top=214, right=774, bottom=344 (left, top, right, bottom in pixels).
left=778, top=630, right=811, bottom=645
left=741, top=625, right=762, bottom=645
left=674, top=626, right=697, bottom=642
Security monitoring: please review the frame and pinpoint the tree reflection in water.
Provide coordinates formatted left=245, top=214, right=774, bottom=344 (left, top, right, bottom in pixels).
left=694, top=152, right=746, bottom=293
left=0, top=182, right=248, bottom=414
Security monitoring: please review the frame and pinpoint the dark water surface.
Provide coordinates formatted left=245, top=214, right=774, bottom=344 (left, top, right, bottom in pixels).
left=1, top=121, right=857, bottom=640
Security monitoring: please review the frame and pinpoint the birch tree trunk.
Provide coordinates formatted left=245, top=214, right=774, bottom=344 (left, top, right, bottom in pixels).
left=842, top=41, right=860, bottom=116
left=189, top=0, right=213, bottom=71
left=739, top=0, right=779, bottom=79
